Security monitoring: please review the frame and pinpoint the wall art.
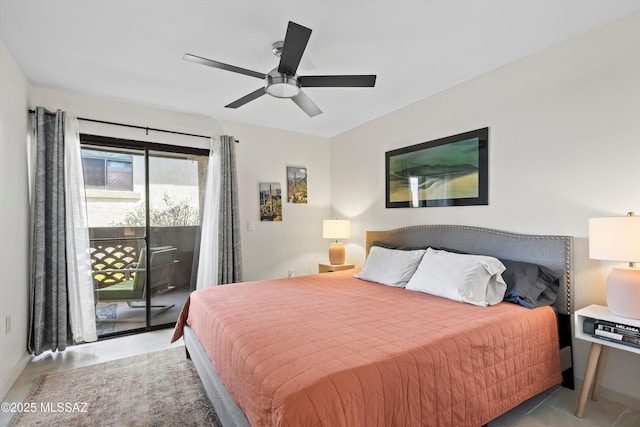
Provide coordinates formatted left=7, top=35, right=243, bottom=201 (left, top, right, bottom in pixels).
left=385, top=128, right=488, bottom=208
left=259, top=182, right=282, bottom=221
left=287, top=165, right=307, bottom=204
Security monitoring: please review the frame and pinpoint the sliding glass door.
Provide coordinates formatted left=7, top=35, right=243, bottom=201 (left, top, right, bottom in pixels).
left=147, top=150, right=205, bottom=327
left=81, top=135, right=208, bottom=337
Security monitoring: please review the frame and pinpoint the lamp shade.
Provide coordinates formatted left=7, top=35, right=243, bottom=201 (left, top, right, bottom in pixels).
left=589, top=215, right=640, bottom=319
left=589, top=216, right=640, bottom=262
left=323, top=220, right=351, bottom=240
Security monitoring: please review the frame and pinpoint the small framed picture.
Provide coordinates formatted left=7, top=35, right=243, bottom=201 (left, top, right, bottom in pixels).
left=287, top=166, right=307, bottom=204
left=259, top=182, right=282, bottom=221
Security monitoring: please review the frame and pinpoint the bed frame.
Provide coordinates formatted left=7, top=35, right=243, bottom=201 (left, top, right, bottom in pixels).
left=184, top=225, right=574, bottom=427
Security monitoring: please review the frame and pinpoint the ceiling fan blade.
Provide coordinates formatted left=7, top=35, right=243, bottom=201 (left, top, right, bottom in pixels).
left=225, top=87, right=267, bottom=109
left=278, top=21, right=312, bottom=76
left=299, top=75, right=377, bottom=87
left=184, top=53, right=265, bottom=80
left=291, top=90, right=322, bottom=117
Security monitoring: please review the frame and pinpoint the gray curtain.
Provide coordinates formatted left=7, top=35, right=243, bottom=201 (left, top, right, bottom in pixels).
left=29, top=107, right=71, bottom=355
left=218, top=135, right=243, bottom=284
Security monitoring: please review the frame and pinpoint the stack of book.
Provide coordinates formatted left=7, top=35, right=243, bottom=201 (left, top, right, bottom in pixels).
left=583, top=317, right=640, bottom=349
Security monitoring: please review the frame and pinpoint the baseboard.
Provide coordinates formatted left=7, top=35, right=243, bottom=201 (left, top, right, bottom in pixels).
left=574, top=378, right=640, bottom=412
left=0, top=352, right=30, bottom=401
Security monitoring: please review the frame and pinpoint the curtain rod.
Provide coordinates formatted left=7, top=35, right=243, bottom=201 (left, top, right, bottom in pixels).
left=28, top=109, right=239, bottom=143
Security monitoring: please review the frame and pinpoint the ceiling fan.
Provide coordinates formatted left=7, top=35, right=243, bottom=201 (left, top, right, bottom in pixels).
left=183, top=21, right=377, bottom=117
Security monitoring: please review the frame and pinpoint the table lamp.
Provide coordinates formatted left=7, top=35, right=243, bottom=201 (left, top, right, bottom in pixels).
left=323, top=219, right=351, bottom=265
left=589, top=212, right=640, bottom=319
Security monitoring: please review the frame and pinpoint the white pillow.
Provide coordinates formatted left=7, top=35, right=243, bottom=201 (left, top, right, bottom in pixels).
left=405, top=248, right=507, bottom=306
left=353, top=246, right=426, bottom=287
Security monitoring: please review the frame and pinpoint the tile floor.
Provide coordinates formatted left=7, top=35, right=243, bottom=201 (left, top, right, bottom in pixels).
left=2, top=328, right=639, bottom=427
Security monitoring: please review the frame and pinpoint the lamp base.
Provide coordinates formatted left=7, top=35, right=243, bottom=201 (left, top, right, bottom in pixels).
left=328, top=243, right=346, bottom=265
left=606, top=266, right=640, bottom=320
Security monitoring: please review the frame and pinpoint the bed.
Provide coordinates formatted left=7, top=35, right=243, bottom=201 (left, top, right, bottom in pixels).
left=172, top=225, right=574, bottom=427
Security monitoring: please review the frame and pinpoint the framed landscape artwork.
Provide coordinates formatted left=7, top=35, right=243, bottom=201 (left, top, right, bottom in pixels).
left=259, top=182, right=282, bottom=221
left=287, top=166, right=307, bottom=204
left=385, top=128, right=488, bottom=208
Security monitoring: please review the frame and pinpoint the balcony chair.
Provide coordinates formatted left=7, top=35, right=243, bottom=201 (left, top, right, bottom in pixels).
left=94, top=246, right=178, bottom=321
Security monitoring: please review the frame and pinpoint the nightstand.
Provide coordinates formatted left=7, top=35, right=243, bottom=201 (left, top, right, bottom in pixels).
left=574, top=304, right=640, bottom=417
left=318, top=263, right=355, bottom=273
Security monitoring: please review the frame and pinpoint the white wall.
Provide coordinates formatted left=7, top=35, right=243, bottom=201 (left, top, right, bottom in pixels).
left=330, top=11, right=640, bottom=407
left=28, top=87, right=332, bottom=283
left=0, top=41, right=31, bottom=400
left=229, top=122, right=331, bottom=280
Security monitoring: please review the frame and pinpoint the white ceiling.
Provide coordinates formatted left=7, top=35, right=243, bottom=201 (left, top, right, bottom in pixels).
left=1, top=1, right=640, bottom=138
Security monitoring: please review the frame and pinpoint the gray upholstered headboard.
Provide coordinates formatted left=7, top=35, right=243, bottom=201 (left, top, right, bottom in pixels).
left=366, top=225, right=574, bottom=316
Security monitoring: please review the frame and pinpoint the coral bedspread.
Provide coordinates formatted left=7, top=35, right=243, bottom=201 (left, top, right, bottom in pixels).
left=172, top=270, right=561, bottom=427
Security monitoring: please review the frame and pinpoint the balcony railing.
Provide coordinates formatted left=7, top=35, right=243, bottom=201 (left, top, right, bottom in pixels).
left=89, top=225, right=198, bottom=289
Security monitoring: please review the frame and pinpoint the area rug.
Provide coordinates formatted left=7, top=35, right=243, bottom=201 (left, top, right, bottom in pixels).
left=95, top=303, right=117, bottom=335
left=9, top=346, right=221, bottom=427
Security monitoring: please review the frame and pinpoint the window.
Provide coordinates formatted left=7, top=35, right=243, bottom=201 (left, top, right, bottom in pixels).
left=81, top=149, right=133, bottom=191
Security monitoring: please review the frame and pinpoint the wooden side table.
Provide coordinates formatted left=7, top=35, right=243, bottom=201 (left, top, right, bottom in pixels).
left=574, top=304, right=640, bottom=417
left=318, top=263, right=355, bottom=273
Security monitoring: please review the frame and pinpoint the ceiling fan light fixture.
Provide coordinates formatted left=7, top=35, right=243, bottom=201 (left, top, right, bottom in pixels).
left=265, top=74, right=300, bottom=98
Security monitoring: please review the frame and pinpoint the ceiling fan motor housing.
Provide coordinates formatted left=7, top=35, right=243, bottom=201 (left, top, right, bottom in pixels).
left=265, top=68, right=300, bottom=98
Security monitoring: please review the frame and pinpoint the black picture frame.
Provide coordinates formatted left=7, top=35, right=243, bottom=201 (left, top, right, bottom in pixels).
left=385, top=127, right=488, bottom=208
